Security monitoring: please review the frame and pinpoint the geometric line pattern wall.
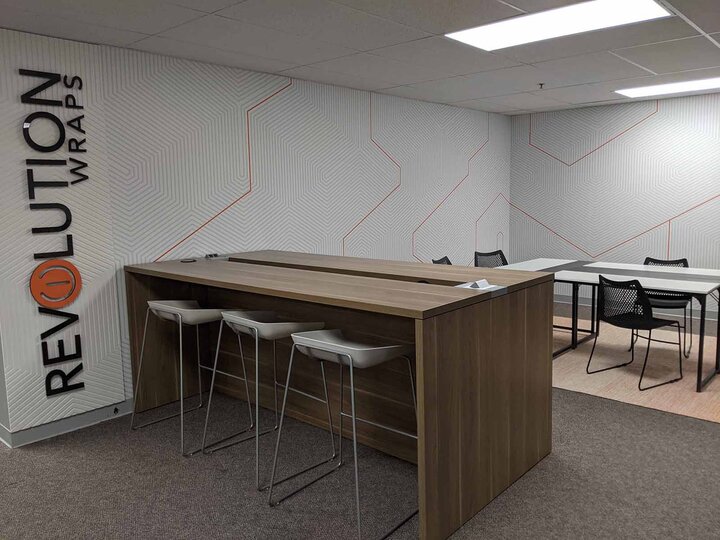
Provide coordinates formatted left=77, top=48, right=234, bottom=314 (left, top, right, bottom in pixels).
left=511, top=95, right=720, bottom=308
left=0, top=28, right=511, bottom=431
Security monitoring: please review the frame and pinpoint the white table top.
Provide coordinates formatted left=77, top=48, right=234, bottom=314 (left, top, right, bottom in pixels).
left=584, top=261, right=720, bottom=277
left=505, top=258, right=720, bottom=296
left=555, top=270, right=719, bottom=295
left=503, top=258, right=576, bottom=271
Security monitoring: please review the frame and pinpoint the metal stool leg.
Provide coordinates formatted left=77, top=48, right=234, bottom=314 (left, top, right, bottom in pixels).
left=130, top=307, right=151, bottom=430
left=201, top=327, right=260, bottom=454
left=267, top=348, right=340, bottom=506
left=129, top=310, right=203, bottom=435
left=320, top=360, right=337, bottom=458
left=268, top=343, right=297, bottom=505
left=273, top=340, right=279, bottom=429
left=347, top=355, right=362, bottom=540
left=254, top=328, right=262, bottom=490
left=178, top=315, right=187, bottom=456
left=338, top=362, right=344, bottom=467
left=196, top=325, right=203, bottom=408
left=201, top=321, right=224, bottom=453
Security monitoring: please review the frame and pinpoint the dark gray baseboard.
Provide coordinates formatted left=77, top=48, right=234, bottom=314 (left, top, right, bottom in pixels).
left=0, top=399, right=133, bottom=448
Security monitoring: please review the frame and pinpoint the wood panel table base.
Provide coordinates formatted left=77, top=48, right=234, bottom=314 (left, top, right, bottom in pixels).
left=125, top=259, right=553, bottom=539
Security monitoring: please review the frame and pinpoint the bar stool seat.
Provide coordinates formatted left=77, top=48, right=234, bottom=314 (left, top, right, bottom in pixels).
left=223, top=310, right=324, bottom=340
left=147, top=300, right=223, bottom=325
left=293, top=329, right=413, bottom=368
left=202, top=310, right=333, bottom=491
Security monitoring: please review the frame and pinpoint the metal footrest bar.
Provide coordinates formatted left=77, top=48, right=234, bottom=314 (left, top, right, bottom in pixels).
left=268, top=454, right=340, bottom=506
left=380, top=509, right=419, bottom=540
left=199, top=364, right=249, bottom=382
left=131, top=396, right=203, bottom=431
left=204, top=426, right=275, bottom=455
left=274, top=380, right=329, bottom=404
left=339, top=411, right=417, bottom=440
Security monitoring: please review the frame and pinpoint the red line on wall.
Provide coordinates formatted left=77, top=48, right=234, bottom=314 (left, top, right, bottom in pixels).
left=411, top=116, right=490, bottom=262
left=341, top=93, right=401, bottom=256
left=528, top=100, right=659, bottom=167
left=473, top=192, right=719, bottom=260
left=154, top=79, right=294, bottom=262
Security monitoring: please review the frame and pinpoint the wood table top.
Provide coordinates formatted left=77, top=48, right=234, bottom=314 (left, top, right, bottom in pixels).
left=125, top=258, right=540, bottom=319
left=228, top=250, right=551, bottom=292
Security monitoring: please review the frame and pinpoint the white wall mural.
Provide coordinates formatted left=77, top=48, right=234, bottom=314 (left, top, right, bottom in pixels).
left=0, top=28, right=510, bottom=433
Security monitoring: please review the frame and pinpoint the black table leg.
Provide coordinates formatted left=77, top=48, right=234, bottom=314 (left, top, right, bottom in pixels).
left=571, top=283, right=579, bottom=349
left=716, top=301, right=720, bottom=373
left=590, top=285, right=596, bottom=335
left=696, top=295, right=706, bottom=392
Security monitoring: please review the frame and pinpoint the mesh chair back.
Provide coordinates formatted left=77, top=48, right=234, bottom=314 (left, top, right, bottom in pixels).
left=644, top=257, right=689, bottom=268
left=474, top=250, right=508, bottom=268
left=432, top=256, right=452, bottom=265
left=643, top=257, right=690, bottom=301
left=598, top=275, right=655, bottom=329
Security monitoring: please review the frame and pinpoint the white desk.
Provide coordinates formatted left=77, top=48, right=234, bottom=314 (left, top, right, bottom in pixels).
left=504, top=258, right=720, bottom=392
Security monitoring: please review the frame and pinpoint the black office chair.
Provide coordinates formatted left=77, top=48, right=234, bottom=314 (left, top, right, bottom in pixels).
left=643, top=257, right=692, bottom=358
left=474, top=250, right=508, bottom=268
left=588, top=275, right=682, bottom=391
left=432, top=256, right=452, bottom=265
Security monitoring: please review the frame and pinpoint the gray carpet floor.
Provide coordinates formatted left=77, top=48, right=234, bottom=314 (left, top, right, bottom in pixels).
left=2, top=388, right=720, bottom=539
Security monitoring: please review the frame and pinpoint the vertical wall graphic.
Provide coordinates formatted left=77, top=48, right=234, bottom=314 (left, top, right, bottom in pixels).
left=0, top=28, right=511, bottom=433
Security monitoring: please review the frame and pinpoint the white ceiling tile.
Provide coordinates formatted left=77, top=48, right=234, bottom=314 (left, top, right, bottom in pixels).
left=480, top=92, right=569, bottom=110
left=369, top=36, right=519, bottom=77
left=532, top=51, right=651, bottom=88
left=507, top=0, right=587, bottom=12
left=666, top=0, right=720, bottom=33
left=461, top=65, right=548, bottom=98
left=217, top=0, right=429, bottom=51
left=305, top=53, right=442, bottom=86
left=167, top=0, right=240, bottom=12
left=391, top=65, right=546, bottom=103
left=451, top=99, right=523, bottom=113
left=159, top=15, right=355, bottom=65
left=536, top=66, right=720, bottom=104
left=0, top=0, right=203, bottom=34
left=383, top=77, right=481, bottom=102
left=0, top=5, right=148, bottom=46
left=329, top=0, right=521, bottom=34
left=375, top=85, right=432, bottom=100
left=279, top=65, right=389, bottom=90
left=499, top=17, right=699, bottom=63
left=131, top=36, right=297, bottom=72
left=533, top=81, right=635, bottom=104
left=615, top=36, right=720, bottom=74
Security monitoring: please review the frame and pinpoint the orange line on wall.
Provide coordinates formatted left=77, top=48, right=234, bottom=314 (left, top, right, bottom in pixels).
left=528, top=100, right=659, bottom=167
left=154, top=79, right=294, bottom=262
left=474, top=192, right=719, bottom=260
left=341, top=93, right=401, bottom=256
left=412, top=115, right=490, bottom=262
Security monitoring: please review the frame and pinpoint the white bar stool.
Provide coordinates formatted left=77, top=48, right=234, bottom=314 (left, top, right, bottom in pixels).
left=130, top=300, right=223, bottom=456
left=202, top=310, right=334, bottom=491
left=268, top=329, right=418, bottom=540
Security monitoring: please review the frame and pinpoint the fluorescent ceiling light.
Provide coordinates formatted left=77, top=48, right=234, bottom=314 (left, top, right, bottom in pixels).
left=445, top=0, right=670, bottom=51
left=616, top=77, right=720, bottom=97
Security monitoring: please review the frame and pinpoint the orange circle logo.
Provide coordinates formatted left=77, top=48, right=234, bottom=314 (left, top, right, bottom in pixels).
left=29, top=259, right=82, bottom=309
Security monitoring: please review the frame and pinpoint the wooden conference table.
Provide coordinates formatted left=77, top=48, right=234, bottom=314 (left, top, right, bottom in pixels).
left=504, top=258, right=720, bottom=392
left=125, top=252, right=553, bottom=539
